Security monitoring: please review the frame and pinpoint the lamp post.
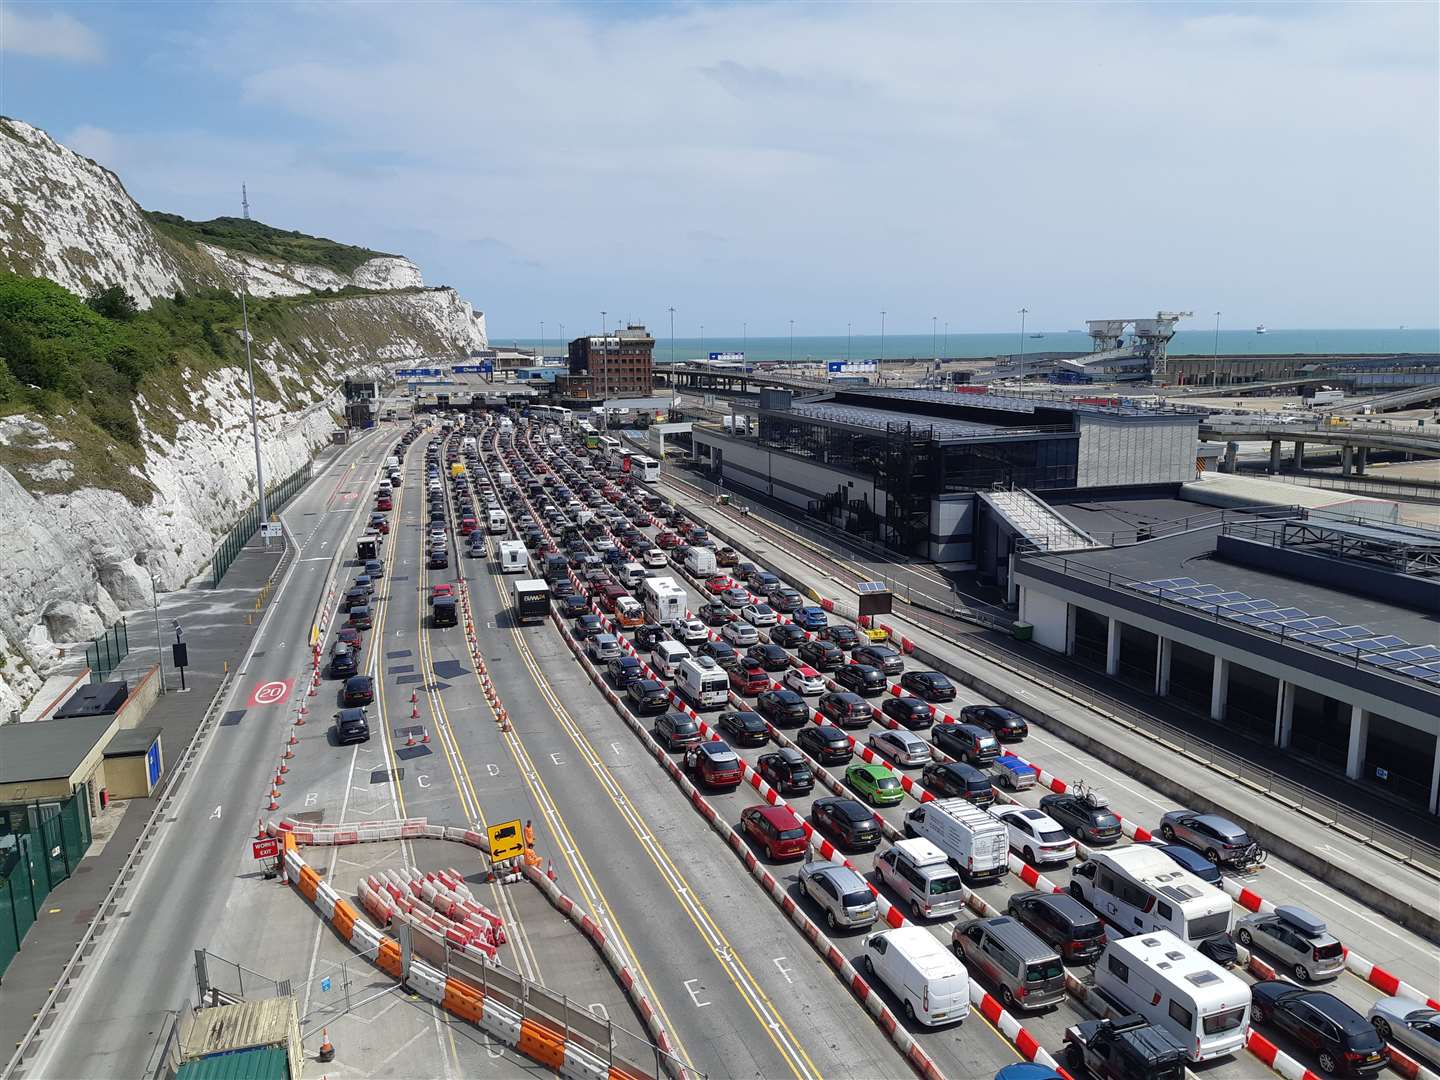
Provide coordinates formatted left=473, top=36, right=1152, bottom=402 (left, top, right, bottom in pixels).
left=789, top=320, right=794, bottom=363
left=539, top=321, right=544, bottom=361
left=847, top=322, right=851, bottom=363
left=1017, top=307, right=1029, bottom=383
left=932, top=316, right=937, bottom=363
left=742, top=322, right=747, bottom=356
left=879, top=310, right=886, bottom=382
left=700, top=324, right=705, bottom=358
left=1212, top=310, right=1221, bottom=387
left=600, top=310, right=608, bottom=401
left=944, top=321, right=949, bottom=359
left=668, top=306, right=675, bottom=365
left=139, top=555, right=165, bottom=694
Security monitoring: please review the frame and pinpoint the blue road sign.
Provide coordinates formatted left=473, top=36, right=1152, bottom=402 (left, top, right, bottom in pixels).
left=320, top=976, right=331, bottom=992
left=827, top=361, right=843, bottom=373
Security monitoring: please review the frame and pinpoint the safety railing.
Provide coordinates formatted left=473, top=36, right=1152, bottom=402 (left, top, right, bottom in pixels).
left=84, top=617, right=130, bottom=683
left=209, top=461, right=314, bottom=588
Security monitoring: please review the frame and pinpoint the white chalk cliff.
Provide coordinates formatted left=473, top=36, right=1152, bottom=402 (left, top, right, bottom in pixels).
left=0, top=116, right=490, bottom=719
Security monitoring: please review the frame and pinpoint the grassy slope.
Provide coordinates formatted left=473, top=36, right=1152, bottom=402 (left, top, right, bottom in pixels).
left=145, top=213, right=396, bottom=276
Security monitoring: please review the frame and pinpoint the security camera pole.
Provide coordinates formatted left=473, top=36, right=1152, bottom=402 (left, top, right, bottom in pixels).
left=239, top=185, right=268, bottom=544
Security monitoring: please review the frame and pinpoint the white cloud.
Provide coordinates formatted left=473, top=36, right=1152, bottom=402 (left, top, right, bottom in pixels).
left=0, top=7, right=103, bottom=62
left=106, top=2, right=1440, bottom=331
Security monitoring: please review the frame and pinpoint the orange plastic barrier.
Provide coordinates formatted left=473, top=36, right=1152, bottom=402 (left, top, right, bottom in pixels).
left=517, top=1018, right=566, bottom=1070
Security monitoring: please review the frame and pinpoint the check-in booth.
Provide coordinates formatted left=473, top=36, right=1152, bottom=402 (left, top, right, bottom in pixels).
left=103, top=726, right=164, bottom=799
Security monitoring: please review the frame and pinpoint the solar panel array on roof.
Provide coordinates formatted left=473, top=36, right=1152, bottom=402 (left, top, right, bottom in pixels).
left=1123, top=578, right=1440, bottom=683
left=855, top=581, right=890, bottom=594
left=787, top=401, right=1002, bottom=441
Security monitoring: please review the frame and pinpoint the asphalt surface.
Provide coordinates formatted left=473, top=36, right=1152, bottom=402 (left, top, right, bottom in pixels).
left=507, top=416, right=1440, bottom=1080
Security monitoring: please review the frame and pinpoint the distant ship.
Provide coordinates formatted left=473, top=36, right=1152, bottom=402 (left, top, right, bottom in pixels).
left=1255, top=324, right=1267, bottom=334
left=1029, top=333, right=1045, bottom=339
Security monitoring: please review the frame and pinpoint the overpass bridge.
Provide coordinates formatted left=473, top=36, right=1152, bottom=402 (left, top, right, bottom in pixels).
left=1315, top=383, right=1440, bottom=414
left=1201, top=417, right=1440, bottom=475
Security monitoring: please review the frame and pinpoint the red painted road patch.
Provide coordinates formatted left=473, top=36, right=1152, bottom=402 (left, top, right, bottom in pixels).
left=247, top=678, right=294, bottom=707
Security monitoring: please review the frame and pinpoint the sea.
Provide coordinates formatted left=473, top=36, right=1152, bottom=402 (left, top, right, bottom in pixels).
left=498, top=328, right=1439, bottom=364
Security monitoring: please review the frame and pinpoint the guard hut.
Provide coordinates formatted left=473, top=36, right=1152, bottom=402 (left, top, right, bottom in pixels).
left=103, top=726, right=165, bottom=799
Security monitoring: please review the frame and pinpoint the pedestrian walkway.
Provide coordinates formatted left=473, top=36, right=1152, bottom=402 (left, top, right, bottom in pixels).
left=0, top=456, right=333, bottom=1048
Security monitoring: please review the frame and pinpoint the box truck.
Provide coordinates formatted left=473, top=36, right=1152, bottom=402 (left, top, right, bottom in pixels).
left=513, top=579, right=551, bottom=626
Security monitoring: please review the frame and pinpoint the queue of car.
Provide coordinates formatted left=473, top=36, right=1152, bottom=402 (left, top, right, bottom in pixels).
left=479, top=411, right=1411, bottom=1080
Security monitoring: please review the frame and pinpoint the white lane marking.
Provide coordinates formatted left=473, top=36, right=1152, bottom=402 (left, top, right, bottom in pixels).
left=209, top=805, right=222, bottom=819
left=683, top=979, right=711, bottom=1007
left=773, top=956, right=794, bottom=984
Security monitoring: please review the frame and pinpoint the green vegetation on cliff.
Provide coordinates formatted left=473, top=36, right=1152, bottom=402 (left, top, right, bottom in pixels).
left=146, top=213, right=394, bottom=276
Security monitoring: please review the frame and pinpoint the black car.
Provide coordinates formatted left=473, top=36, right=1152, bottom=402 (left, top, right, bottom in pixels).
left=1007, top=890, right=1108, bottom=963
left=881, top=696, right=934, bottom=730
left=899, top=670, right=956, bottom=703
left=817, top=691, right=873, bottom=729
left=431, top=596, right=458, bottom=627
left=342, top=674, right=375, bottom=707
left=607, top=655, right=644, bottom=690
left=920, top=761, right=994, bottom=806
left=798, top=639, right=844, bottom=671
left=556, top=592, right=590, bottom=618
left=959, top=704, right=1028, bottom=741
left=756, top=749, right=814, bottom=795
left=834, top=664, right=887, bottom=697
left=1250, top=982, right=1389, bottom=1076
left=343, top=587, right=368, bottom=612
left=428, top=550, right=449, bottom=569
left=334, top=707, right=371, bottom=745
left=810, top=796, right=881, bottom=851
left=346, top=604, right=373, bottom=631
left=573, top=613, right=604, bottom=639
left=852, top=644, right=903, bottom=677
left=932, top=721, right=999, bottom=765
left=717, top=709, right=769, bottom=747
left=634, top=624, right=666, bottom=650
left=796, top=723, right=854, bottom=765
left=696, top=639, right=740, bottom=671
left=769, top=623, right=808, bottom=649
left=755, top=689, right=809, bottom=727
left=698, top=601, right=736, bottom=628
left=747, top=644, right=791, bottom=672
left=818, top=624, right=861, bottom=650
left=330, top=646, right=358, bottom=679
left=1040, top=790, right=1123, bottom=844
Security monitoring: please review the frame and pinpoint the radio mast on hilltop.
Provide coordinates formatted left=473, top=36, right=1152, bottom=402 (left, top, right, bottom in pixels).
left=242, top=184, right=251, bottom=220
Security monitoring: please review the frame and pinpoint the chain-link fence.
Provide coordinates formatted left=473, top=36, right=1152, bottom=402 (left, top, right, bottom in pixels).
left=210, top=461, right=314, bottom=588
left=84, top=617, right=130, bottom=683
left=0, top=794, right=94, bottom=979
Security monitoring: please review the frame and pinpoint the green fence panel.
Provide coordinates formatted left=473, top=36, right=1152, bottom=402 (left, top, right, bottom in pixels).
left=211, top=460, right=314, bottom=588
left=85, top=617, right=130, bottom=684
left=0, top=866, right=19, bottom=979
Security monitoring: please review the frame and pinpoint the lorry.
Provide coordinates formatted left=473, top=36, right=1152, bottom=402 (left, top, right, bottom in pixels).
left=498, top=539, right=529, bottom=573
left=902, top=798, right=1010, bottom=883
left=356, top=534, right=378, bottom=562
left=641, top=576, right=687, bottom=625
left=1308, top=387, right=1344, bottom=406
left=513, top=579, right=551, bottom=625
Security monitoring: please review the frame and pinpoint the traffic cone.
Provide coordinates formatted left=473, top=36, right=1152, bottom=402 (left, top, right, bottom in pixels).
left=267, top=795, right=280, bottom=811
left=279, top=760, right=289, bottom=774
left=294, top=712, right=306, bottom=726
left=318, top=1029, right=335, bottom=1063
left=411, top=704, right=420, bottom=720
left=274, top=771, right=285, bottom=786
left=257, top=819, right=267, bottom=840
left=410, top=689, right=418, bottom=704
left=406, top=731, right=416, bottom=747
left=421, top=730, right=430, bottom=744
left=308, top=681, right=317, bottom=697
left=288, top=731, right=299, bottom=745
left=283, top=744, right=294, bottom=760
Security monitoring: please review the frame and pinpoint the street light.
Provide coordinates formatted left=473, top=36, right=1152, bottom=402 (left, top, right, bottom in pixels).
left=789, top=320, right=794, bottom=363
left=847, top=322, right=851, bottom=363
left=137, top=553, right=165, bottom=694
left=932, top=316, right=937, bottom=362
left=944, top=321, right=949, bottom=359
left=668, top=306, right=676, bottom=366
left=1017, top=307, right=1029, bottom=383
left=539, top=320, right=544, bottom=360
left=1212, top=311, right=1221, bottom=387
left=700, top=324, right=705, bottom=357
left=600, top=310, right=608, bottom=401
left=879, top=310, right=886, bottom=381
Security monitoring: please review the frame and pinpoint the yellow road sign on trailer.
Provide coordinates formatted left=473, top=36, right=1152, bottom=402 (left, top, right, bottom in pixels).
left=487, top=819, right=524, bottom=863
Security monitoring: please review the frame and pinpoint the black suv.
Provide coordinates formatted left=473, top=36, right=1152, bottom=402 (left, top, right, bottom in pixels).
left=606, top=655, right=644, bottom=690
left=880, top=696, right=934, bottom=730
left=755, top=689, right=809, bottom=727
left=756, top=749, right=813, bottom=795
left=330, top=646, right=358, bottom=679
left=796, top=723, right=853, bottom=765
left=634, top=624, right=666, bottom=650
left=810, top=796, right=881, bottom=851
left=797, top=639, right=844, bottom=672
left=818, top=624, right=860, bottom=650
left=899, top=670, right=956, bottom=703
left=625, top=679, right=669, bottom=715
left=746, top=644, right=791, bottom=672
left=1251, top=983, right=1389, bottom=1076
left=717, top=709, right=769, bottom=747
left=769, top=623, right=808, bottom=649
left=921, top=761, right=994, bottom=806
left=960, top=704, right=1029, bottom=741
left=342, top=674, right=375, bottom=707
left=696, top=640, right=740, bottom=671
left=334, top=707, right=371, bottom=745
left=834, top=664, right=887, bottom=697
left=1064, top=1015, right=1185, bottom=1080
left=431, top=596, right=458, bottom=628
left=851, top=644, right=903, bottom=677
left=817, top=691, right=873, bottom=729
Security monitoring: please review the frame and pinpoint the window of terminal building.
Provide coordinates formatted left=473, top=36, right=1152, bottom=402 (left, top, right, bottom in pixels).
left=1220, top=663, right=1277, bottom=742
left=1361, top=713, right=1436, bottom=809
left=1071, top=607, right=1108, bottom=669
left=1166, top=641, right=1213, bottom=712
left=1288, top=685, right=1350, bottom=770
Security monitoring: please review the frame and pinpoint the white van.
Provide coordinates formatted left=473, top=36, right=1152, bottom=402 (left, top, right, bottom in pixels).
left=676, top=656, right=729, bottom=710
left=903, top=798, right=1010, bottom=884
left=486, top=509, right=508, bottom=535
left=1069, top=847, right=1232, bottom=948
left=619, top=561, right=646, bottom=588
left=683, top=546, right=718, bottom=579
left=1095, top=931, right=1250, bottom=1062
left=651, top=641, right=692, bottom=679
left=861, top=926, right=970, bottom=1027
left=498, top=539, right=529, bottom=574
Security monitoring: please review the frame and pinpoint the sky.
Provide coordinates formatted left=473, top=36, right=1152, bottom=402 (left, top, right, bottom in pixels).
left=1, top=1, right=1437, bottom=338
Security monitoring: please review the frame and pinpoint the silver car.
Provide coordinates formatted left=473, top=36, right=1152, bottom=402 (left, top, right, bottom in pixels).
left=798, top=858, right=878, bottom=931
left=867, top=729, right=932, bottom=767
left=585, top=634, right=622, bottom=662
left=1235, top=905, right=1344, bottom=982
left=1158, top=809, right=1266, bottom=870
left=1368, top=997, right=1440, bottom=1073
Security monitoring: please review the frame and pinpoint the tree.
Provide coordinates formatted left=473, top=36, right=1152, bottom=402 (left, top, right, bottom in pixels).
left=86, top=284, right=139, bottom=321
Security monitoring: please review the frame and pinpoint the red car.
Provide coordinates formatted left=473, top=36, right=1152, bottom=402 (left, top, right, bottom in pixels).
left=337, top=627, right=363, bottom=654
left=740, top=805, right=808, bottom=861
left=705, top=575, right=735, bottom=595
left=656, top=531, right=682, bottom=549
left=459, top=517, right=477, bottom=535
left=375, top=496, right=392, bottom=511
left=729, top=662, right=770, bottom=696
left=685, top=741, right=743, bottom=789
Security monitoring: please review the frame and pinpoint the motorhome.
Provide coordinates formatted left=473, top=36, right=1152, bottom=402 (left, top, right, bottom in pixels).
left=1094, top=931, right=1251, bottom=1062
left=1069, top=846, right=1232, bottom=949
left=498, top=539, right=529, bottom=574
left=676, top=656, right=729, bottom=709
left=640, top=576, right=687, bottom=626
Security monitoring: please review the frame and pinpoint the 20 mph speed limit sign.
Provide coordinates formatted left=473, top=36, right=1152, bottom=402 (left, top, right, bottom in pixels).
left=247, top=679, right=294, bottom=708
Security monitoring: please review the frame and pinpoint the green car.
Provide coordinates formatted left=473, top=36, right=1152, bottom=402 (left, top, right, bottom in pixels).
left=847, top=762, right=904, bottom=807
